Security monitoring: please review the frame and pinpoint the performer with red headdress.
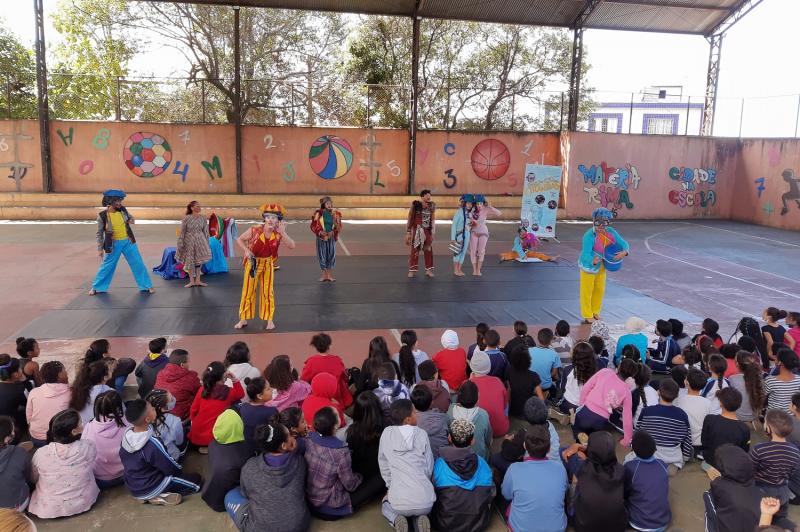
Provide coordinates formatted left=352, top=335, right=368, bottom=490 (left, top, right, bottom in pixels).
left=234, top=203, right=295, bottom=331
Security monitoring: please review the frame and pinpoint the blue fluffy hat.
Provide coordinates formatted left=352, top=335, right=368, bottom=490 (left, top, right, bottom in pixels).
left=474, top=194, right=486, bottom=204
left=592, top=207, right=613, bottom=221
left=461, top=194, right=475, bottom=203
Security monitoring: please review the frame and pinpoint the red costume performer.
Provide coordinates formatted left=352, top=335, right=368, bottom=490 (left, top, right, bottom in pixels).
left=405, top=189, right=435, bottom=278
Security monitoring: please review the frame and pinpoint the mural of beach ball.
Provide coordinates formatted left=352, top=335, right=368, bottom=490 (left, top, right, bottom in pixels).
left=123, top=132, right=172, bottom=178
left=309, top=135, right=353, bottom=180
left=471, top=139, right=510, bottom=181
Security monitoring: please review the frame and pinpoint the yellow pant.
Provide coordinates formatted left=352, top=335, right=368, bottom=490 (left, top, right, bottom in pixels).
left=579, top=266, right=606, bottom=320
left=239, top=257, right=275, bottom=321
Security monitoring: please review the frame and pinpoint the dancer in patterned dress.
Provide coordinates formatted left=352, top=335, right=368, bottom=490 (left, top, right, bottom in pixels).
left=176, top=201, right=212, bottom=288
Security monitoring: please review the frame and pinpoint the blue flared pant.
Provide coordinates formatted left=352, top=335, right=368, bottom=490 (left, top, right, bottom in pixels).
left=92, top=239, right=153, bottom=292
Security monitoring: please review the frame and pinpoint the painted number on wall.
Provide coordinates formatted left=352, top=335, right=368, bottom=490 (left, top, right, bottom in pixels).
left=755, top=177, right=766, bottom=198
left=173, top=161, right=189, bottom=182
left=92, top=128, right=110, bottom=150
left=386, top=160, right=401, bottom=177
left=263, top=135, right=276, bottom=150
left=282, top=161, right=296, bottom=182
left=0, top=137, right=8, bottom=152
left=444, top=143, right=455, bottom=156
left=443, top=169, right=457, bottom=189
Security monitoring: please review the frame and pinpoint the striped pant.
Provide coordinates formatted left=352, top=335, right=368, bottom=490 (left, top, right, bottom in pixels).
left=316, top=237, right=336, bottom=270
left=238, top=257, right=275, bottom=321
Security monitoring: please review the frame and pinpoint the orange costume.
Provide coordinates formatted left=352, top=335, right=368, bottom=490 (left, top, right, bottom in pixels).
left=238, top=204, right=285, bottom=322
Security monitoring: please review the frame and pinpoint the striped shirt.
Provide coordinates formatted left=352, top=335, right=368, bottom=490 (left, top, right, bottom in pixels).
left=764, top=375, right=800, bottom=413
left=636, top=404, right=693, bottom=460
left=750, top=441, right=800, bottom=486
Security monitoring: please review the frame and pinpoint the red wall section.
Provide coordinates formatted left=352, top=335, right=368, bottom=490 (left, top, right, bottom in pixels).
left=732, top=138, right=800, bottom=230
left=241, top=127, right=408, bottom=194
left=564, top=132, right=738, bottom=220
left=414, top=131, right=560, bottom=195
left=50, top=121, right=237, bottom=193
left=0, top=120, right=43, bottom=192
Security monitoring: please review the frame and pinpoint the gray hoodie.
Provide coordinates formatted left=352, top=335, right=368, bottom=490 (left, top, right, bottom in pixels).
left=0, top=445, right=31, bottom=509
left=416, top=410, right=449, bottom=459
left=378, top=425, right=436, bottom=512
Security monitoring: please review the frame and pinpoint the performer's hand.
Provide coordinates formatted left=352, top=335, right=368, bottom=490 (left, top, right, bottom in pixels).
left=592, top=256, right=600, bottom=265
left=404, top=233, right=412, bottom=246
left=98, top=250, right=104, bottom=259
left=613, top=251, right=628, bottom=261
left=276, top=221, right=286, bottom=235
left=244, top=250, right=253, bottom=260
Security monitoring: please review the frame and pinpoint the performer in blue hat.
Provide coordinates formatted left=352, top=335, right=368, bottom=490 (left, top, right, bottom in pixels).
left=578, top=208, right=628, bottom=323
left=450, top=193, right=474, bottom=276
left=89, top=190, right=154, bottom=295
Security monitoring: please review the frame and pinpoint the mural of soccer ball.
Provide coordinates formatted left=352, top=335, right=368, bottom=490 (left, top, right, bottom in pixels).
left=123, top=132, right=172, bottom=178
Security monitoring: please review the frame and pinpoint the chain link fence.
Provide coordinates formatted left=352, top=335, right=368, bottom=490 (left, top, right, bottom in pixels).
left=2, top=72, right=800, bottom=138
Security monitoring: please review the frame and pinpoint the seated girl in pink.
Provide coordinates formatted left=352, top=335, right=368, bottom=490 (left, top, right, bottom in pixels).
left=265, top=355, right=311, bottom=411
left=573, top=359, right=639, bottom=447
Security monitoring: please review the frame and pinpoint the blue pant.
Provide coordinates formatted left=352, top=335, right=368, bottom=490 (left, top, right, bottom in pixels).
left=96, top=476, right=124, bottom=490
left=92, top=239, right=153, bottom=292
left=572, top=406, right=609, bottom=441
left=163, top=473, right=202, bottom=496
left=225, top=487, right=249, bottom=529
left=452, top=232, right=470, bottom=264
left=316, top=237, right=336, bottom=270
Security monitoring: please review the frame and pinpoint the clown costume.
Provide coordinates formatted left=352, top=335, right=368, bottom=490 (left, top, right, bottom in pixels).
left=499, top=226, right=557, bottom=263
left=578, top=208, right=628, bottom=323
left=234, top=203, right=295, bottom=331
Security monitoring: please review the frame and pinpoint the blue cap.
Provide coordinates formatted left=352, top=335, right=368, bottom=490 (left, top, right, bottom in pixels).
left=474, top=194, right=486, bottom=204
left=592, top=207, right=613, bottom=221
left=461, top=194, right=475, bottom=203
left=102, top=189, right=126, bottom=199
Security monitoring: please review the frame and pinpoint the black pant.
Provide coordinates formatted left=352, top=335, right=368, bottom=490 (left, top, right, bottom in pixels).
left=350, top=474, right=386, bottom=509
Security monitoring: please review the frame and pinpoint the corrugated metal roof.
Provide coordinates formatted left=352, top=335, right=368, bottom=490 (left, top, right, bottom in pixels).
left=144, top=0, right=747, bottom=35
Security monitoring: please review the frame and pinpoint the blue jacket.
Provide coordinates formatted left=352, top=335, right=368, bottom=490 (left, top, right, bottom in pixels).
left=451, top=207, right=470, bottom=243
left=578, top=226, right=628, bottom=274
left=624, top=457, right=671, bottom=531
left=432, top=446, right=495, bottom=532
left=119, top=426, right=183, bottom=499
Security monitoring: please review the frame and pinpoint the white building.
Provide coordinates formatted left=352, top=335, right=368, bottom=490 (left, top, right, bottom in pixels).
left=587, top=86, right=704, bottom=135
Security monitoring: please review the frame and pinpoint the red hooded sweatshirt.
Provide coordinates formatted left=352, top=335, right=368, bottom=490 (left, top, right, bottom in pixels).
left=300, top=353, right=352, bottom=409
left=189, top=381, right=245, bottom=446
left=301, top=373, right=345, bottom=429
left=154, top=363, right=200, bottom=420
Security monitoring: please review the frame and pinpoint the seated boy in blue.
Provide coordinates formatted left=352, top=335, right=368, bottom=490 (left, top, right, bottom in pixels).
left=120, top=399, right=202, bottom=505
left=624, top=430, right=671, bottom=532
left=529, top=328, right=561, bottom=394
left=646, top=320, right=682, bottom=373
left=501, top=424, right=568, bottom=532
left=432, top=418, right=495, bottom=532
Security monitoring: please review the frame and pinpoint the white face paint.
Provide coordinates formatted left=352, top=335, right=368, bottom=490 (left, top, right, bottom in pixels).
left=263, top=213, right=279, bottom=229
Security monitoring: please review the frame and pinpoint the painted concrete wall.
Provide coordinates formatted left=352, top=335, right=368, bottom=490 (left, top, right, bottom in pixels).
left=732, top=138, right=800, bottom=231
left=563, top=132, right=739, bottom=221
left=0, top=120, right=43, bottom=193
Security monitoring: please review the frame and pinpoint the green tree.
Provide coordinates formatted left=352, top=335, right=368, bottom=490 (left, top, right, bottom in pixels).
left=0, top=23, right=36, bottom=119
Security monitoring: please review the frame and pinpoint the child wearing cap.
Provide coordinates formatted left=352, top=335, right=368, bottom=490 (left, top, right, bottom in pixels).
left=432, top=330, right=468, bottom=392
left=624, top=430, right=671, bottom=532
left=468, top=351, right=509, bottom=437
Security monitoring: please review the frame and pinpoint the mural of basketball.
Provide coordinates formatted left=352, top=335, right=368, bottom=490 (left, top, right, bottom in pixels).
left=471, top=139, right=510, bottom=181
left=309, top=135, right=354, bottom=180
left=123, top=132, right=172, bottom=178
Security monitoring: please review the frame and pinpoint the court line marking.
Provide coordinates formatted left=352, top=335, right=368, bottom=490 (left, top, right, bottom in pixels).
left=687, top=222, right=800, bottom=249
left=643, top=228, right=800, bottom=301
left=389, top=328, right=402, bottom=346
left=337, top=237, right=351, bottom=256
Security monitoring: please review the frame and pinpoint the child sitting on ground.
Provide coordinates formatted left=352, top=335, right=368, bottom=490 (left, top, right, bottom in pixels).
left=120, top=399, right=202, bottom=505
left=223, top=342, right=261, bottom=397
left=502, top=320, right=536, bottom=356
left=647, top=320, right=682, bottom=373
left=372, top=363, right=410, bottom=425
left=682, top=345, right=703, bottom=372
left=702, top=354, right=731, bottom=415
left=432, top=418, right=495, bottom=532
left=69, top=358, right=113, bottom=424
left=704, top=444, right=761, bottom=532
left=154, top=349, right=200, bottom=420
left=482, top=329, right=508, bottom=379
left=764, top=349, right=800, bottom=412
left=587, top=336, right=611, bottom=370
left=633, top=378, right=692, bottom=473
left=393, top=329, right=429, bottom=387
left=501, top=424, right=567, bottom=532
left=280, top=407, right=309, bottom=454
left=670, top=365, right=689, bottom=399
left=701, top=388, right=750, bottom=475
left=189, top=362, right=244, bottom=452
left=624, top=430, right=671, bottom=532
left=432, top=330, right=468, bottom=392
left=135, top=337, right=169, bottom=398
left=750, top=409, right=800, bottom=529
left=693, top=318, right=724, bottom=349
left=411, top=385, right=448, bottom=459
left=469, top=351, right=509, bottom=437
left=305, top=407, right=363, bottom=519
left=550, top=342, right=596, bottom=425
left=492, top=397, right=560, bottom=476
left=529, top=328, right=561, bottom=396
left=0, top=415, right=32, bottom=511
left=201, top=409, right=254, bottom=512
left=378, top=399, right=435, bottom=532
left=300, top=333, right=353, bottom=409
left=25, top=360, right=70, bottom=448
left=674, top=368, right=712, bottom=457
left=237, top=377, right=277, bottom=443
left=447, top=381, right=492, bottom=461
left=550, top=320, right=575, bottom=365
left=302, top=372, right=347, bottom=430
left=505, top=345, right=544, bottom=419
left=82, top=390, right=127, bottom=489
left=414, top=360, right=451, bottom=413
left=147, top=389, right=187, bottom=461
left=265, top=355, right=311, bottom=411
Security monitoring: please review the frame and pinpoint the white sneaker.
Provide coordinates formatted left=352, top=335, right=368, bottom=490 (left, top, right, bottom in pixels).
left=145, top=492, right=182, bottom=506
left=548, top=407, right=570, bottom=426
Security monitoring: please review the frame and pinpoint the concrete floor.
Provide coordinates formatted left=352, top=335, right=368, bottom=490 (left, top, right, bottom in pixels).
left=2, top=218, right=799, bottom=530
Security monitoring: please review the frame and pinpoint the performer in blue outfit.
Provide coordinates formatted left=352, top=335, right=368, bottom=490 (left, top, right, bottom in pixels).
left=578, top=208, right=628, bottom=323
left=450, top=194, right=473, bottom=276
left=90, top=189, right=154, bottom=295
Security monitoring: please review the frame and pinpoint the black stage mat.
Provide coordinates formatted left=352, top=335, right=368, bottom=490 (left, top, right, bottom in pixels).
left=18, top=256, right=698, bottom=338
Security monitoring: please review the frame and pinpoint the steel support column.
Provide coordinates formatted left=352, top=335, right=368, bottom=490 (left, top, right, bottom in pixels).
left=33, top=0, right=52, bottom=192
left=233, top=6, right=243, bottom=193
left=408, top=2, right=420, bottom=195
left=567, top=0, right=603, bottom=131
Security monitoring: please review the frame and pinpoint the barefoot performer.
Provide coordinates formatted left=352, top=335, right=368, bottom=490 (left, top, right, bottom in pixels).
left=578, top=208, right=628, bottom=324
left=176, top=200, right=212, bottom=288
left=450, top=194, right=473, bottom=276
left=405, top=189, right=435, bottom=278
left=310, top=196, right=342, bottom=282
left=90, top=189, right=154, bottom=295
left=234, top=203, right=295, bottom=331
left=499, top=226, right=558, bottom=263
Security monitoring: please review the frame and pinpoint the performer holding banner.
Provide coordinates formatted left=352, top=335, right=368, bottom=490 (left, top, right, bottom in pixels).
left=578, top=208, right=628, bottom=324
left=235, top=203, right=295, bottom=331
left=450, top=194, right=473, bottom=276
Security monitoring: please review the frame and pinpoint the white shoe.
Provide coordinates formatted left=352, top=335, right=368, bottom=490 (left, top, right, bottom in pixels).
left=144, top=492, right=182, bottom=506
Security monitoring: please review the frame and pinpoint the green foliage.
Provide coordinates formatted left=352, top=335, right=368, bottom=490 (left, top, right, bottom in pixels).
left=0, top=23, right=36, bottom=119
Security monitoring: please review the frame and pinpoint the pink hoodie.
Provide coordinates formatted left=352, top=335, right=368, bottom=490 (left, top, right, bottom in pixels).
left=579, top=368, right=633, bottom=446
left=266, top=380, right=312, bottom=412
left=25, top=383, right=71, bottom=440
left=82, top=417, right=129, bottom=480
left=29, top=439, right=99, bottom=518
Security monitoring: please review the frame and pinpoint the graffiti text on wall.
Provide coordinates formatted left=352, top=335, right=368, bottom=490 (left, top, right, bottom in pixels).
left=579, top=162, right=641, bottom=210
left=667, top=166, right=717, bottom=208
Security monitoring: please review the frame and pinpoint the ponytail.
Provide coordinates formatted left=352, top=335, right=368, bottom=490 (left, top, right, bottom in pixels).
left=0, top=354, right=20, bottom=382
left=398, top=345, right=416, bottom=388
left=69, top=360, right=111, bottom=412
left=202, top=361, right=226, bottom=398
left=633, top=363, right=651, bottom=408
left=736, top=351, right=765, bottom=411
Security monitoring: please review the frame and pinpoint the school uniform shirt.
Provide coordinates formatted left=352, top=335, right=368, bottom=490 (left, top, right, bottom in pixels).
left=528, top=346, right=561, bottom=390
left=237, top=403, right=278, bottom=443
left=470, top=375, right=509, bottom=437
left=701, top=415, right=750, bottom=470
left=701, top=377, right=730, bottom=416
left=750, top=441, right=800, bottom=486
left=300, top=354, right=353, bottom=409
left=764, top=374, right=800, bottom=413
left=505, top=366, right=542, bottom=418
left=674, top=394, right=712, bottom=446
left=648, top=336, right=681, bottom=368
left=501, top=457, right=568, bottom=532
left=623, top=456, right=671, bottom=531
left=432, top=348, right=468, bottom=391
left=484, top=348, right=509, bottom=380
left=188, top=381, right=245, bottom=446
left=635, top=404, right=692, bottom=467
left=550, top=335, right=575, bottom=365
